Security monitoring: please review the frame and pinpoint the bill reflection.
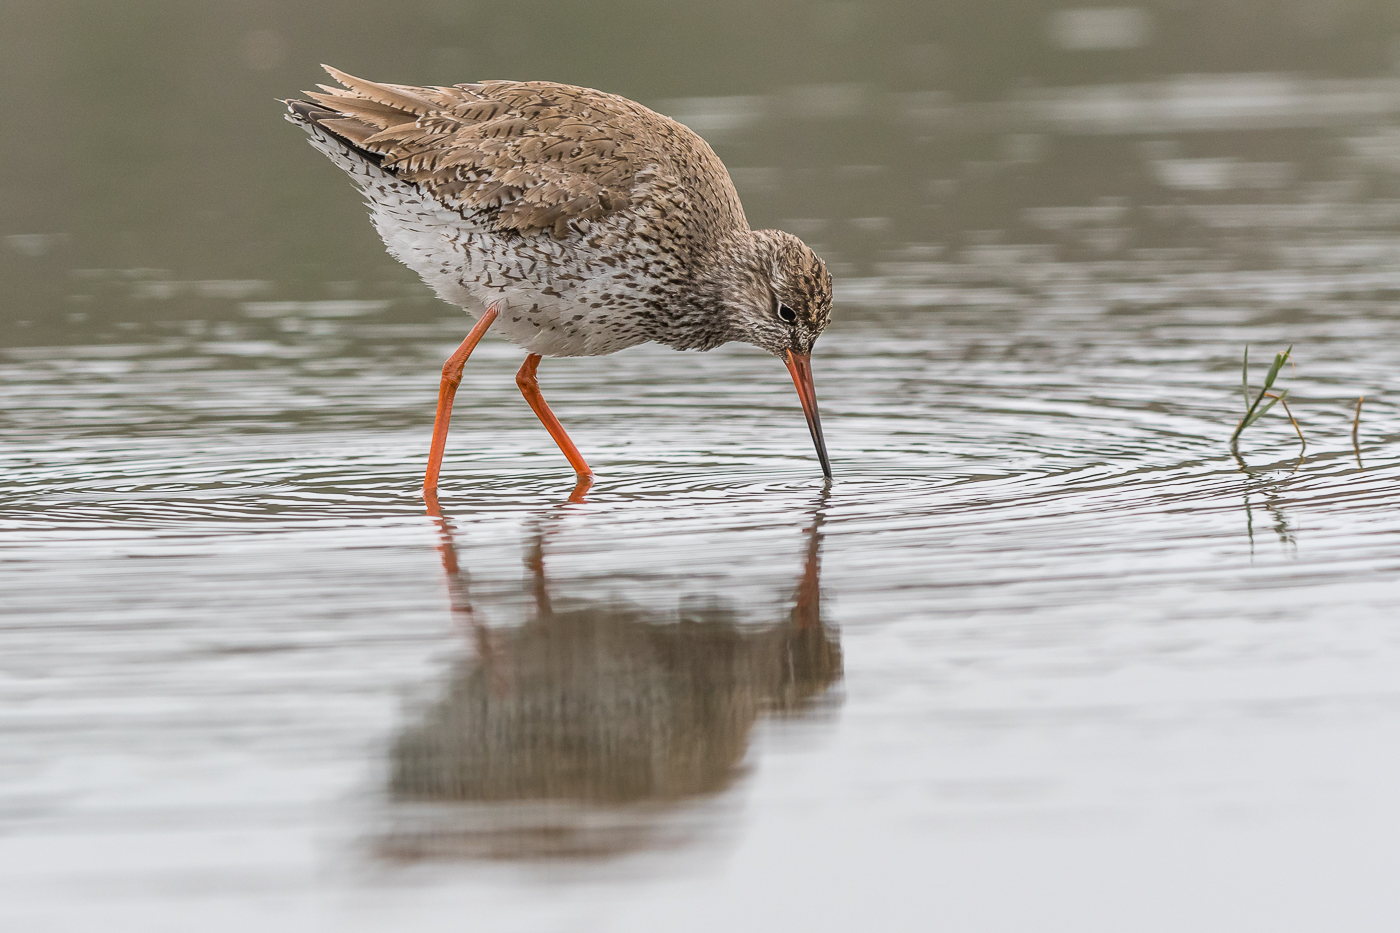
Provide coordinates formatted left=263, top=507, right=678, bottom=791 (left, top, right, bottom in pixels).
left=376, top=504, right=841, bottom=861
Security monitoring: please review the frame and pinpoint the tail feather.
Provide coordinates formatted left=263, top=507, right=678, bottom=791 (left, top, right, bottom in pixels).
left=304, top=89, right=408, bottom=129
left=284, top=97, right=385, bottom=169
left=284, top=98, right=331, bottom=125
left=286, top=65, right=439, bottom=169
left=320, top=64, right=436, bottom=118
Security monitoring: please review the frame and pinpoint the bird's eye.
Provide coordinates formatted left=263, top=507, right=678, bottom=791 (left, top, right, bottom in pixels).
left=777, top=303, right=797, bottom=324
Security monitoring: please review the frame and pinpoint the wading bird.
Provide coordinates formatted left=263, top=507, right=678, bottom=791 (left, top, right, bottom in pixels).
left=285, top=67, right=833, bottom=495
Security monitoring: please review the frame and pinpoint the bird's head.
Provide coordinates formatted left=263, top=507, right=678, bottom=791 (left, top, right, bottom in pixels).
left=720, top=229, right=834, bottom=478
left=725, top=229, right=833, bottom=360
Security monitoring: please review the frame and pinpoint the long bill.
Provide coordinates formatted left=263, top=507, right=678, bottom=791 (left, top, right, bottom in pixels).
left=783, top=351, right=833, bottom=479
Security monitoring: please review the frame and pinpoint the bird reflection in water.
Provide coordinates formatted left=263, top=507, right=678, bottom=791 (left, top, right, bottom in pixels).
left=377, top=491, right=841, bottom=861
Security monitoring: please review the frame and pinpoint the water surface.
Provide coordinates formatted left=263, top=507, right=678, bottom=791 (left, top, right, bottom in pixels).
left=4, top=2, right=1400, bottom=930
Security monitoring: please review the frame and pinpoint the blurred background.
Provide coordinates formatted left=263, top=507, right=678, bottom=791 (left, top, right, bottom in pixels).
left=5, top=3, right=1400, bottom=932
left=6, top=0, right=1400, bottom=339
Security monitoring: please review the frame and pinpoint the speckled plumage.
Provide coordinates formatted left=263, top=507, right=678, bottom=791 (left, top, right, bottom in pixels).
left=285, top=67, right=832, bottom=359
left=284, top=66, right=834, bottom=485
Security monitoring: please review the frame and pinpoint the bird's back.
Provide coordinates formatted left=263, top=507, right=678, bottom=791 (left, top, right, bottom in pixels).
left=287, top=67, right=751, bottom=356
left=305, top=69, right=747, bottom=237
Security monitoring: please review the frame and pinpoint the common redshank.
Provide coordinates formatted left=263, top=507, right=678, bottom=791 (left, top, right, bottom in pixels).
left=285, top=67, right=833, bottom=494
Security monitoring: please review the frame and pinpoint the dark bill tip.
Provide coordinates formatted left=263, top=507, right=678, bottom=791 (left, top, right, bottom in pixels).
left=784, top=351, right=833, bottom=479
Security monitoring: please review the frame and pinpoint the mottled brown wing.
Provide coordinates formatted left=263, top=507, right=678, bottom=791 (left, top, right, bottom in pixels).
left=298, top=65, right=712, bottom=239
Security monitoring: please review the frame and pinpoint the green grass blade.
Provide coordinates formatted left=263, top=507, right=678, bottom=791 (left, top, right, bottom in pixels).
left=1262, top=345, right=1292, bottom=392
left=1241, top=389, right=1287, bottom=430
left=1231, top=344, right=1296, bottom=447
left=1241, top=345, right=1251, bottom=410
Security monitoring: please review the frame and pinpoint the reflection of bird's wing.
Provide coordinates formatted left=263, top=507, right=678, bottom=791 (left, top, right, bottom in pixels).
left=288, top=66, right=747, bottom=240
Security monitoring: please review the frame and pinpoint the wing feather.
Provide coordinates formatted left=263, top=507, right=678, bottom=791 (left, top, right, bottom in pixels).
left=287, top=65, right=747, bottom=238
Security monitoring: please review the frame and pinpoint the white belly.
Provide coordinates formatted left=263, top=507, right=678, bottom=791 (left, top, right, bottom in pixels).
left=303, top=125, right=659, bottom=358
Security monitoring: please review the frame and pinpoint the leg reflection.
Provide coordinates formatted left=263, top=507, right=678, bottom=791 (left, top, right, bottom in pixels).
left=383, top=496, right=842, bottom=860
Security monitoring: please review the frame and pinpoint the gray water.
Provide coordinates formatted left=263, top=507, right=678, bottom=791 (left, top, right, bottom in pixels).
left=5, top=3, right=1400, bottom=931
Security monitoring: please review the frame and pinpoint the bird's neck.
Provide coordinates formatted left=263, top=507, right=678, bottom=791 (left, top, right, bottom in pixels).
left=659, top=230, right=763, bottom=351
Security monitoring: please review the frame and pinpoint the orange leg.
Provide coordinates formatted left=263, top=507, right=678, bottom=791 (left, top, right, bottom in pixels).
left=515, top=353, right=593, bottom=478
left=423, top=305, right=499, bottom=497
left=566, top=474, right=593, bottom=503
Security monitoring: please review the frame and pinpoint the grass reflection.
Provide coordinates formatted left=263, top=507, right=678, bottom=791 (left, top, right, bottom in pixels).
left=1232, top=451, right=1299, bottom=556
